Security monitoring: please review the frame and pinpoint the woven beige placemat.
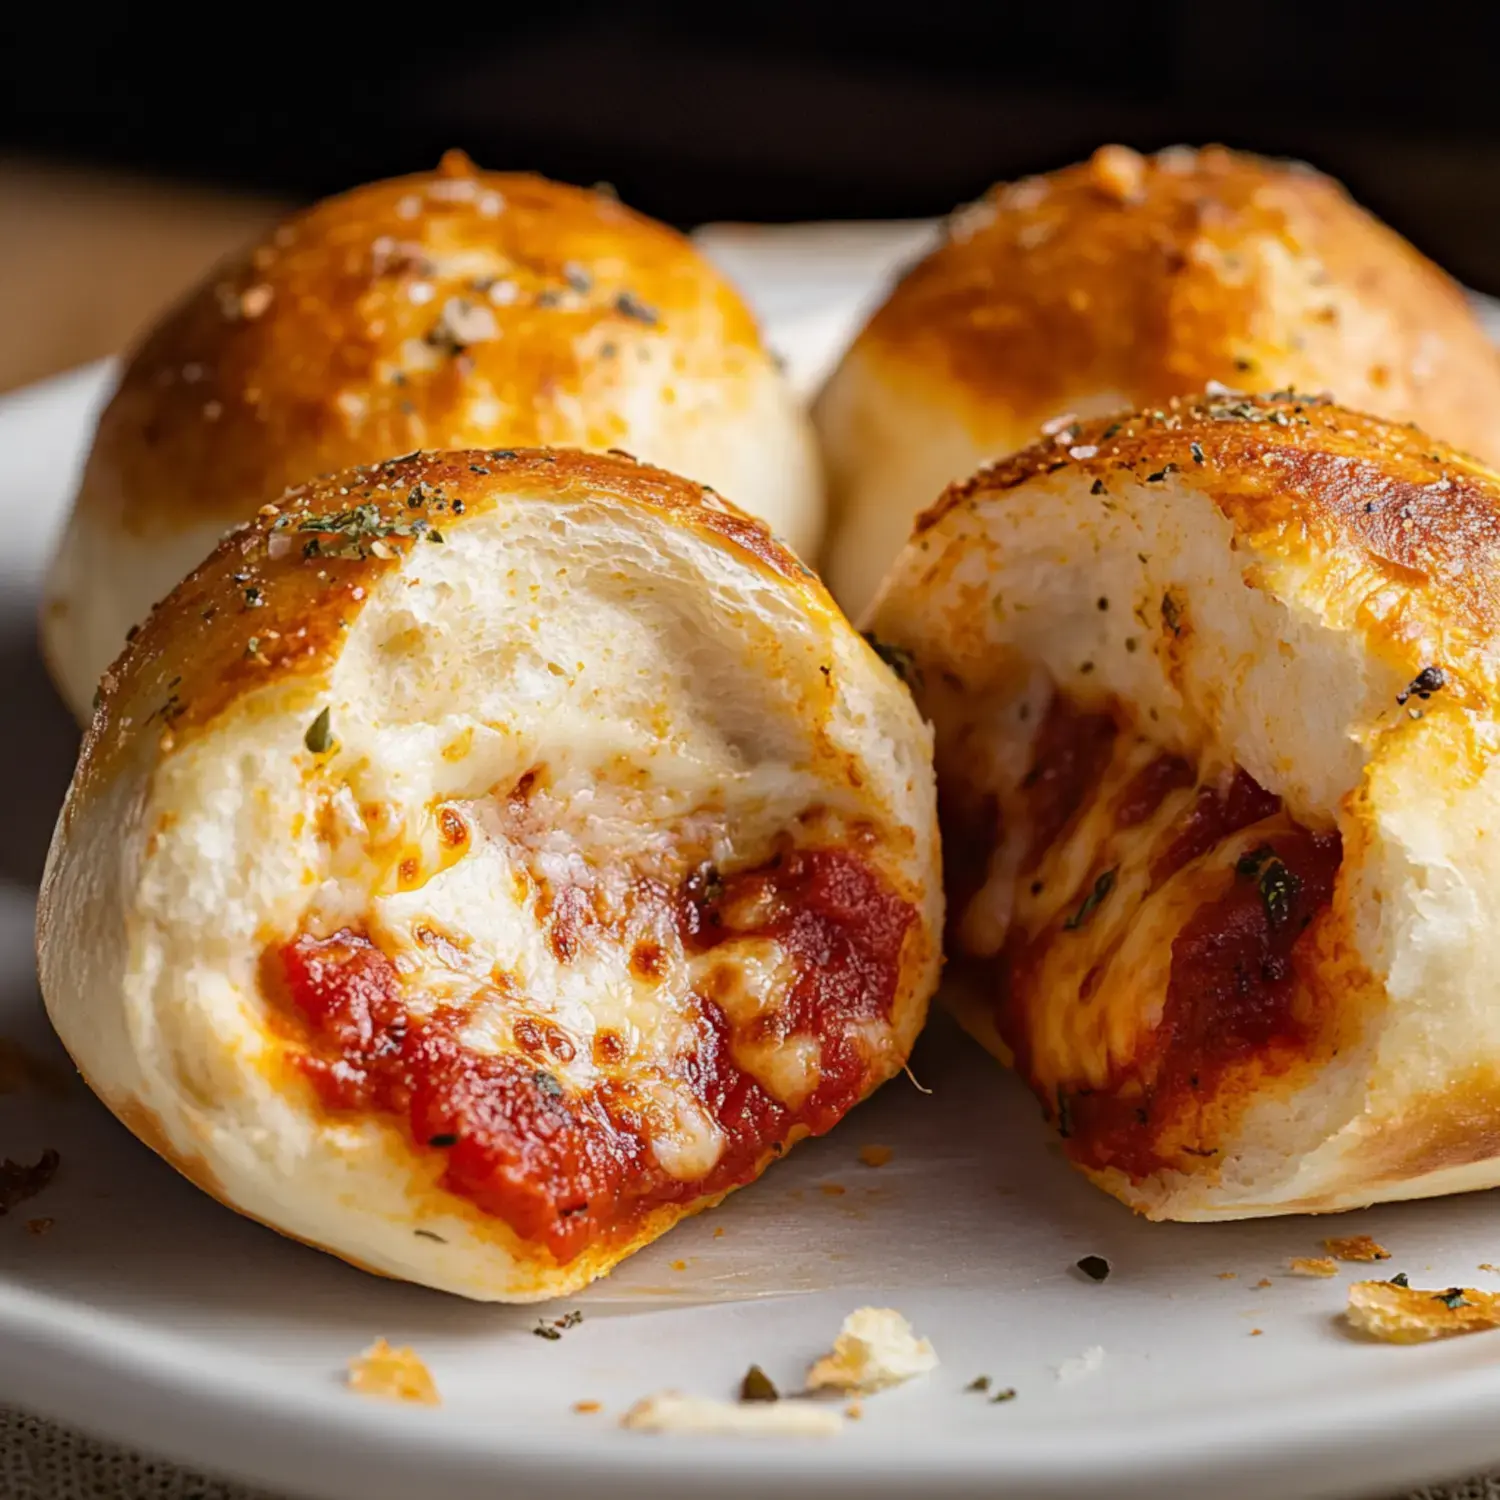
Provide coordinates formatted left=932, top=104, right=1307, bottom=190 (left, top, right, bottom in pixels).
left=0, top=1405, right=1491, bottom=1500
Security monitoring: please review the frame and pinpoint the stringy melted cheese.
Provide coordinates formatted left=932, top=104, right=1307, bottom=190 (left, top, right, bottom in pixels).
left=944, top=684, right=1304, bottom=1092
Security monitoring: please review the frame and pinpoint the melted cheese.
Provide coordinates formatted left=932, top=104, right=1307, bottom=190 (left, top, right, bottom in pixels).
left=689, top=938, right=822, bottom=1107
left=300, top=738, right=875, bottom=1180
left=642, top=1083, right=726, bottom=1181
left=946, top=683, right=1297, bottom=1090
left=733, top=1032, right=823, bottom=1111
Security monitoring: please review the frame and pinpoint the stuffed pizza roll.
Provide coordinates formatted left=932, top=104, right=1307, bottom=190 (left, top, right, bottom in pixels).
left=38, top=449, right=938, bottom=1300
left=43, top=151, right=822, bottom=722
left=868, top=393, right=1500, bottom=1219
left=818, top=144, right=1500, bottom=619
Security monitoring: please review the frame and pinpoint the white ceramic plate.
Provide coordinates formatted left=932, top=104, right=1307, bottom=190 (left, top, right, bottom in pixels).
left=6, top=243, right=1500, bottom=1500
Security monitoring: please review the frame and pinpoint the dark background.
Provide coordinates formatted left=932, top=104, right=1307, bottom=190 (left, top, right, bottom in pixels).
left=5, top=2, right=1500, bottom=288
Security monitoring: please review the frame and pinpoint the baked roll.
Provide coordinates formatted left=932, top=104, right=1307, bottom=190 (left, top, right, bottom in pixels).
left=867, top=394, right=1500, bottom=1219
left=43, top=152, right=822, bottom=722
left=818, top=144, right=1500, bottom=618
left=38, top=450, right=938, bottom=1300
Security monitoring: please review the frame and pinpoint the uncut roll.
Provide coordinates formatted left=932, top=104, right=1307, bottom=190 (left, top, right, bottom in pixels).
left=38, top=449, right=938, bottom=1300
left=867, top=394, right=1500, bottom=1220
left=817, top=144, right=1500, bottom=620
left=43, top=151, right=822, bottom=722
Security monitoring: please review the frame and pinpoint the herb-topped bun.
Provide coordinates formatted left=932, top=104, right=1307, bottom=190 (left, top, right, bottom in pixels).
left=37, top=448, right=939, bottom=1301
left=42, top=151, right=822, bottom=723
left=816, top=144, right=1500, bottom=619
left=867, top=394, right=1500, bottom=1220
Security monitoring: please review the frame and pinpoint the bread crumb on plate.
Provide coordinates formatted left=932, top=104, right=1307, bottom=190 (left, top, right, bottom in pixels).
left=1323, top=1234, right=1390, bottom=1262
left=346, top=1338, right=440, bottom=1405
left=1288, top=1257, right=1338, bottom=1277
left=806, top=1307, right=938, bottom=1393
left=1346, top=1281, right=1500, bottom=1343
left=858, top=1145, right=893, bottom=1168
left=0, top=1149, right=60, bottom=1215
left=621, top=1393, right=842, bottom=1436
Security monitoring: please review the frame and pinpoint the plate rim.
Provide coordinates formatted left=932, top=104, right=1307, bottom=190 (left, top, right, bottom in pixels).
left=9, top=282, right=1500, bottom=1500
left=2, top=1274, right=1499, bottom=1500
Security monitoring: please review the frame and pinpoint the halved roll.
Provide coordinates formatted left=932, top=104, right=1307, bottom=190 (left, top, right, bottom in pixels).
left=868, top=394, right=1500, bottom=1219
left=38, top=449, right=938, bottom=1300
left=43, top=151, right=822, bottom=722
left=818, top=144, right=1500, bottom=619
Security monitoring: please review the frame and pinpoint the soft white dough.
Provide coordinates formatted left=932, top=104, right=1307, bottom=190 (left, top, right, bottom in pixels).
left=39, top=451, right=939, bottom=1300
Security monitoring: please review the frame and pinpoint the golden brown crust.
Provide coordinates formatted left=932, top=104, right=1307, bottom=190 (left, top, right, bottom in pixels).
left=1357, top=1062, right=1500, bottom=1188
left=861, top=145, right=1500, bottom=463
left=84, top=152, right=766, bottom=538
left=920, top=393, right=1500, bottom=700
left=82, top=447, right=823, bottom=791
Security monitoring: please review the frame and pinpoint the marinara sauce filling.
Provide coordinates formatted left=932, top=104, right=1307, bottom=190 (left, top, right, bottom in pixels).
left=958, top=693, right=1343, bottom=1181
left=278, top=846, right=913, bottom=1262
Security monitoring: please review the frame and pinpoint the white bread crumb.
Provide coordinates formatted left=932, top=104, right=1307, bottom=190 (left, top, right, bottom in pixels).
left=806, top=1307, right=938, bottom=1394
left=621, top=1392, right=842, bottom=1436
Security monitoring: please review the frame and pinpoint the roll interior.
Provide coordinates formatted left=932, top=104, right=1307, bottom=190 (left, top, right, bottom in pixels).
left=39, top=449, right=938, bottom=1300
left=868, top=394, right=1500, bottom=1219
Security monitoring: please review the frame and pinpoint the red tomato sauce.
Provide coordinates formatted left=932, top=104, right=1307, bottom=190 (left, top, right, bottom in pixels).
left=1021, top=697, right=1118, bottom=863
left=1149, top=768, right=1282, bottom=886
left=1061, top=824, right=1341, bottom=1177
left=1114, top=752, right=1193, bottom=829
left=278, top=847, right=912, bottom=1262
